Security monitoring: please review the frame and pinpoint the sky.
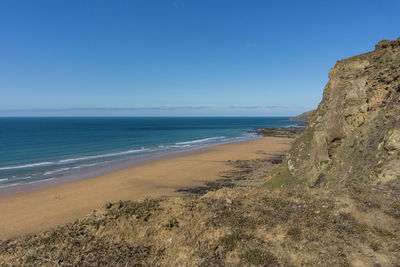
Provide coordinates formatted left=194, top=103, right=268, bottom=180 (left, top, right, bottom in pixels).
left=0, top=0, right=399, bottom=116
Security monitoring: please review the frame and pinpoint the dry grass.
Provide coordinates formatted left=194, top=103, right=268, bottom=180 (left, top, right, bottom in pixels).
left=0, top=159, right=399, bottom=266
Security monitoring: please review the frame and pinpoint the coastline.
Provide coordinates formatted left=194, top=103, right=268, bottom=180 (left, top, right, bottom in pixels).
left=0, top=136, right=293, bottom=240
left=0, top=135, right=257, bottom=197
left=0, top=117, right=295, bottom=191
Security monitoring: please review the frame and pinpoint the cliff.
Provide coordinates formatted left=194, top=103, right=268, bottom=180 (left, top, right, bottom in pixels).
left=282, top=39, right=400, bottom=188
left=288, top=110, right=314, bottom=124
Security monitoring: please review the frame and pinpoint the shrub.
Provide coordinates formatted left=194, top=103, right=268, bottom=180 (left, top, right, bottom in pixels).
left=241, top=249, right=278, bottom=266
left=287, top=226, right=302, bottom=241
left=219, top=232, right=240, bottom=250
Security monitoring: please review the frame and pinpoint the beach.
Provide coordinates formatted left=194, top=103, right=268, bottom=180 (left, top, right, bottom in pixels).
left=0, top=136, right=292, bottom=240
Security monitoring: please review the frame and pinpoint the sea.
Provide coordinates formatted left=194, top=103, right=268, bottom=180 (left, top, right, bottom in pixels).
left=0, top=117, right=297, bottom=190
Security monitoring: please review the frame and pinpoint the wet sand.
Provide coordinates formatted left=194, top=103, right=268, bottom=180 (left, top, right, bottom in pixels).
left=0, top=136, right=292, bottom=240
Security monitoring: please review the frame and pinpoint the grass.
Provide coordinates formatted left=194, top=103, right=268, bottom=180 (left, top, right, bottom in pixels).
left=355, top=223, right=370, bottom=234
left=42, top=231, right=57, bottom=243
left=2, top=181, right=399, bottom=266
left=122, top=226, right=136, bottom=237
left=392, top=202, right=400, bottom=210
left=105, top=199, right=159, bottom=219
left=241, top=249, right=278, bottom=266
left=219, top=232, right=241, bottom=250
left=378, top=57, right=393, bottom=64
left=264, top=161, right=302, bottom=190
left=264, top=163, right=292, bottom=189
left=288, top=126, right=315, bottom=159
left=287, top=226, right=302, bottom=241
left=320, top=160, right=330, bottom=165
left=263, top=123, right=315, bottom=190
left=378, top=40, right=390, bottom=45
left=373, top=226, right=396, bottom=239
left=355, top=223, right=396, bottom=239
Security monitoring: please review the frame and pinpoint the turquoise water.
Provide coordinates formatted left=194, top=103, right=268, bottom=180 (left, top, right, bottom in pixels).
left=0, top=117, right=296, bottom=189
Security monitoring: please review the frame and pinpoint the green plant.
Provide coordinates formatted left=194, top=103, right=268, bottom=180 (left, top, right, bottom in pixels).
left=373, top=226, right=396, bottom=239
left=42, top=231, right=57, bottom=243
left=122, top=226, right=136, bottom=237
left=106, top=199, right=159, bottom=219
left=287, top=226, right=302, bottom=241
left=378, top=40, right=390, bottom=45
left=241, top=249, right=278, bottom=266
left=264, top=161, right=302, bottom=190
left=355, top=223, right=370, bottom=234
left=219, top=232, right=240, bottom=250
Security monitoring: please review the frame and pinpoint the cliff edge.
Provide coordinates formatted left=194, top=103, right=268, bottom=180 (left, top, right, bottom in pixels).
left=282, top=39, right=400, bottom=188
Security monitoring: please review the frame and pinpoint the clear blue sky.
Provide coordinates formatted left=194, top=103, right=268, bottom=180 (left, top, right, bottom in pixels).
left=1, top=0, right=399, bottom=116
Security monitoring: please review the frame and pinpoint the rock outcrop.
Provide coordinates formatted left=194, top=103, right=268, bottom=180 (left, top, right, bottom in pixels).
left=285, top=39, right=400, bottom=187
left=289, top=110, right=315, bottom=124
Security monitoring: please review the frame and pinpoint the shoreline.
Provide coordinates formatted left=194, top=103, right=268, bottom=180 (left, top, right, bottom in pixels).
left=0, top=136, right=293, bottom=240
left=0, top=135, right=258, bottom=197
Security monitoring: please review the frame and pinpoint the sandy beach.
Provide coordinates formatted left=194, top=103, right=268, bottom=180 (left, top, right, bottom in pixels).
left=0, top=136, right=292, bottom=240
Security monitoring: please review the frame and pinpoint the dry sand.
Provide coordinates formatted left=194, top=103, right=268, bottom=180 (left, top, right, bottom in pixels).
left=0, top=136, right=292, bottom=240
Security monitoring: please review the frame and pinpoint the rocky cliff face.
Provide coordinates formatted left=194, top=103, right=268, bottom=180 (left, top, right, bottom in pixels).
left=286, top=39, right=400, bottom=187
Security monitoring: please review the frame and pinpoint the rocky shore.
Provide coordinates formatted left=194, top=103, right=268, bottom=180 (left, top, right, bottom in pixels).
left=176, top=127, right=296, bottom=196
left=250, top=126, right=305, bottom=138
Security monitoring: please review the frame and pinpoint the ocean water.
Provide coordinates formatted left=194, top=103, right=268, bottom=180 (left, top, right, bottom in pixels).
left=0, top=117, right=296, bottom=189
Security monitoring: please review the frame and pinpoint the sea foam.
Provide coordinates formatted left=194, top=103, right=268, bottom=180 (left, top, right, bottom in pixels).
left=175, top=136, right=226, bottom=145
left=0, top=162, right=55, bottom=171
left=58, top=148, right=149, bottom=163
